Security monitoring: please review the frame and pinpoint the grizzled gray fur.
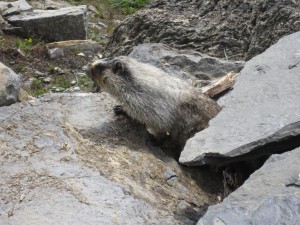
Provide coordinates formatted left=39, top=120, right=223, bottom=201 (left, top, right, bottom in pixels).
left=90, top=56, right=220, bottom=147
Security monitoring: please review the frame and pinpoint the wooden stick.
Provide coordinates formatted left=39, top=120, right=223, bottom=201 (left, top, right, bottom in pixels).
left=201, top=71, right=238, bottom=98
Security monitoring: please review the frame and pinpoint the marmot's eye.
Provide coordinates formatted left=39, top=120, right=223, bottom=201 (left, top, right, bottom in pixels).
left=112, top=60, right=124, bottom=74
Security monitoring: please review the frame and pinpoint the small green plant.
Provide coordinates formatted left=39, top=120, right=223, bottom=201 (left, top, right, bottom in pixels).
left=31, top=78, right=42, bottom=89
left=15, top=37, right=33, bottom=51
left=47, top=64, right=56, bottom=74
left=31, top=78, right=47, bottom=96
left=34, top=89, right=47, bottom=96
left=53, top=76, right=72, bottom=89
left=16, top=62, right=27, bottom=72
left=65, top=0, right=81, bottom=5
left=0, top=37, right=5, bottom=48
left=71, top=48, right=81, bottom=55
left=108, top=0, right=148, bottom=14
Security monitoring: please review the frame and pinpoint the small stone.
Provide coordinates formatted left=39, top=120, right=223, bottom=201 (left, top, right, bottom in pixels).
left=97, top=22, right=108, bottom=29
left=81, top=66, right=89, bottom=72
left=73, top=86, right=80, bottom=92
left=34, top=70, right=46, bottom=77
left=60, top=142, right=70, bottom=151
left=71, top=80, right=77, bottom=85
left=48, top=48, right=64, bottom=59
left=22, top=77, right=35, bottom=92
left=43, top=77, right=52, bottom=83
left=164, top=168, right=177, bottom=181
left=53, top=67, right=64, bottom=74
left=17, top=88, right=31, bottom=102
left=17, top=48, right=25, bottom=57
left=88, top=5, right=99, bottom=14
left=77, top=52, right=85, bottom=57
left=19, top=194, right=25, bottom=202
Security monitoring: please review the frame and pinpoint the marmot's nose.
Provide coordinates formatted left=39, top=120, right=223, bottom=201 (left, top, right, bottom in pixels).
left=88, top=61, right=106, bottom=79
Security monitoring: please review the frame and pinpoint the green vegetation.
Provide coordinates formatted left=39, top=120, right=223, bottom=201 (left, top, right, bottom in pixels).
left=65, top=0, right=82, bottom=5
left=15, top=38, right=33, bottom=52
left=65, top=0, right=147, bottom=14
left=108, top=0, right=148, bottom=14
left=53, top=76, right=72, bottom=89
left=31, top=78, right=46, bottom=96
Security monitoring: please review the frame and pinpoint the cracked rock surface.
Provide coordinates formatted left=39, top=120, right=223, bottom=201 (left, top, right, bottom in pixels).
left=0, top=93, right=222, bottom=225
left=107, top=0, right=300, bottom=61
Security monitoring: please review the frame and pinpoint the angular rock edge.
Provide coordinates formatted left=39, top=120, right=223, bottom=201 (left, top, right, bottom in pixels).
left=197, top=147, right=300, bottom=225
left=180, top=31, right=300, bottom=166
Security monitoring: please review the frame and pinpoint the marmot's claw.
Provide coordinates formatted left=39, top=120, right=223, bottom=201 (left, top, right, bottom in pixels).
left=113, top=105, right=128, bottom=117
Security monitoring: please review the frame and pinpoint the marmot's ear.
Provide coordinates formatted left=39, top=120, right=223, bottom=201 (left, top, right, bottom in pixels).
left=112, top=60, right=124, bottom=74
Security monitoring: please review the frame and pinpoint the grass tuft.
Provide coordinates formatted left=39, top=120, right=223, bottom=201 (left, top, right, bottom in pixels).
left=108, top=0, right=148, bottom=14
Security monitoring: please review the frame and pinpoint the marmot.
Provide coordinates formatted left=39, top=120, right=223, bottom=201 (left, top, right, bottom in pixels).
left=90, top=56, right=221, bottom=147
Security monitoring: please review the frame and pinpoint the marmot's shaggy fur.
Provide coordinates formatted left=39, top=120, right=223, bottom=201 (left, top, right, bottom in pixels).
left=90, top=56, right=220, bottom=147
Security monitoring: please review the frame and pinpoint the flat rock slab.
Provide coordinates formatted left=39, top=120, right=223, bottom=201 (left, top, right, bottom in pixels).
left=129, top=43, right=244, bottom=87
left=0, top=93, right=221, bottom=224
left=197, top=147, right=300, bottom=225
left=5, top=5, right=87, bottom=42
left=46, top=40, right=102, bottom=59
left=180, top=32, right=300, bottom=166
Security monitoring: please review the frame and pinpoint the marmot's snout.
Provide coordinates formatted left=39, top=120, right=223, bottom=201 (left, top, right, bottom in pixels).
left=89, top=61, right=106, bottom=79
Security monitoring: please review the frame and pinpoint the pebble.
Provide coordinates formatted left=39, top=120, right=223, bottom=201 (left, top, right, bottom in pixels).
left=73, top=86, right=80, bottom=91
left=54, top=67, right=64, bottom=74
left=77, top=52, right=85, bottom=57
left=43, top=77, right=52, bottom=83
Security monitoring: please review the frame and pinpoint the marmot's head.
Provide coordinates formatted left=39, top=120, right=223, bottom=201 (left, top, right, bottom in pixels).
left=89, top=57, right=133, bottom=95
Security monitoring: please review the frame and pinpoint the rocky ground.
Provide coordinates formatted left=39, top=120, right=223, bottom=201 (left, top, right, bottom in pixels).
left=0, top=0, right=124, bottom=96
left=1, top=0, right=300, bottom=225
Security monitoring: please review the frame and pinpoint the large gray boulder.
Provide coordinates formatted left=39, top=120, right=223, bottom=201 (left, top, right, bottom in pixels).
left=129, top=43, right=244, bottom=87
left=0, top=93, right=222, bottom=225
left=107, top=0, right=300, bottom=61
left=197, top=147, right=300, bottom=225
left=0, top=62, right=22, bottom=106
left=180, top=32, right=300, bottom=166
left=5, top=5, right=88, bottom=42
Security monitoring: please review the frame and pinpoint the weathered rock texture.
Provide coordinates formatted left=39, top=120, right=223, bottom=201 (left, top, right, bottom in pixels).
left=0, top=62, right=22, bottom=106
left=0, top=0, right=32, bottom=16
left=5, top=5, right=87, bottom=42
left=0, top=93, right=222, bottom=224
left=197, top=147, right=300, bottom=225
left=28, top=0, right=71, bottom=10
left=129, top=43, right=244, bottom=87
left=180, top=32, right=300, bottom=166
left=107, top=0, right=300, bottom=60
